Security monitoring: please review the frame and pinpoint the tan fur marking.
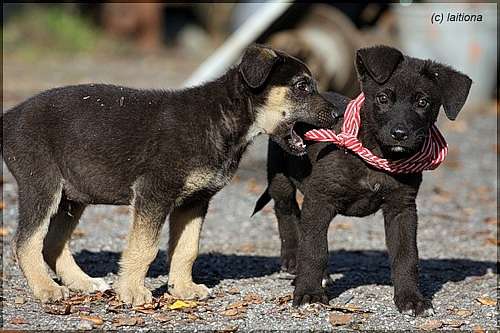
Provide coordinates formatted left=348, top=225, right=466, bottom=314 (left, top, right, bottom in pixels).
left=176, top=169, right=218, bottom=206
left=115, top=208, right=162, bottom=305
left=255, top=86, right=292, bottom=133
left=43, top=203, right=108, bottom=292
left=17, top=183, right=69, bottom=302
left=168, top=204, right=210, bottom=299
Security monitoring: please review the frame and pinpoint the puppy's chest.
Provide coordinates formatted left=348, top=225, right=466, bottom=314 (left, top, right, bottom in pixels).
left=340, top=171, right=394, bottom=217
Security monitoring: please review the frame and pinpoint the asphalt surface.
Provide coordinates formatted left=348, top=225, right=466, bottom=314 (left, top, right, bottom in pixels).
left=1, top=53, right=498, bottom=331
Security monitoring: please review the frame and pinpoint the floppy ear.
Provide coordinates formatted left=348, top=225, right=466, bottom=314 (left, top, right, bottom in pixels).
left=433, top=64, right=472, bottom=120
left=239, top=44, right=279, bottom=89
left=356, top=46, right=404, bottom=84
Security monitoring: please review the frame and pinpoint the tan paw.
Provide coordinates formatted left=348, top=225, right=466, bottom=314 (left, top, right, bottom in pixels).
left=65, top=277, right=110, bottom=293
left=33, top=284, right=70, bottom=303
left=115, top=282, right=152, bottom=306
left=168, top=281, right=211, bottom=300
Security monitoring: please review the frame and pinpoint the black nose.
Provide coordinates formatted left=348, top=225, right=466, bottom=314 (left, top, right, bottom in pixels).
left=390, top=125, right=408, bottom=141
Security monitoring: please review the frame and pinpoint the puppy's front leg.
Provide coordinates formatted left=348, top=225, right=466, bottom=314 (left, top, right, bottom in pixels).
left=116, top=180, right=169, bottom=306
left=167, top=201, right=210, bottom=300
left=382, top=196, right=434, bottom=317
left=293, top=194, right=335, bottom=306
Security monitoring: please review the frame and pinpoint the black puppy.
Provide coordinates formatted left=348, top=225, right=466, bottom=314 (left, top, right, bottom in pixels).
left=254, top=45, right=472, bottom=316
left=2, top=44, right=337, bottom=305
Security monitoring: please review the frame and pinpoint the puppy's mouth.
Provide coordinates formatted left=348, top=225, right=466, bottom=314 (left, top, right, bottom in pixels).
left=389, top=145, right=407, bottom=153
left=286, top=122, right=319, bottom=155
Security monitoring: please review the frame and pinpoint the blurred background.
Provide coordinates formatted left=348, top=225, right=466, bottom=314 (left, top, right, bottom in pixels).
left=3, top=2, right=497, bottom=106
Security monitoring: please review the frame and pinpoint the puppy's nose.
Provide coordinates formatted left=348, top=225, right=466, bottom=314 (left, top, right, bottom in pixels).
left=390, top=125, right=409, bottom=141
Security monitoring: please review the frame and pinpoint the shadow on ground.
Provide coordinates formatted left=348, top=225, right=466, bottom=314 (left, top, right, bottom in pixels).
left=75, top=249, right=496, bottom=300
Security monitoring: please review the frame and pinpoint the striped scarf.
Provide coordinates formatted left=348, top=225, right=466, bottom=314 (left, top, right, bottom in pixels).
left=304, top=93, right=448, bottom=174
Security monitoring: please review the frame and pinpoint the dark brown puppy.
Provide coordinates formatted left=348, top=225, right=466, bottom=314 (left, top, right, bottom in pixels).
left=2, top=44, right=336, bottom=306
left=254, top=46, right=472, bottom=316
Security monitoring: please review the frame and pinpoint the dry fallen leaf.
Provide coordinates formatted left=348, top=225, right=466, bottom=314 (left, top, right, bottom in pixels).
left=10, top=317, right=28, bottom=325
left=80, top=315, right=104, bottom=326
left=473, top=325, right=485, bottom=333
left=329, top=313, right=352, bottom=326
left=168, top=300, right=197, bottom=310
left=238, top=243, right=256, bottom=253
left=247, top=178, right=263, bottom=194
left=153, top=314, right=171, bottom=322
left=43, top=303, right=72, bottom=315
left=219, top=325, right=239, bottom=333
left=274, top=294, right=293, bottom=305
left=328, top=304, right=371, bottom=314
left=227, top=287, right=240, bottom=295
left=442, top=319, right=464, bottom=328
left=418, top=319, right=443, bottom=331
left=476, top=296, right=497, bottom=306
left=483, top=217, right=498, bottom=225
left=454, top=309, right=473, bottom=317
left=222, top=308, right=240, bottom=317
left=112, top=316, right=144, bottom=327
left=0, top=201, right=5, bottom=210
left=72, top=228, right=86, bottom=238
left=226, top=300, right=247, bottom=310
left=243, top=293, right=263, bottom=304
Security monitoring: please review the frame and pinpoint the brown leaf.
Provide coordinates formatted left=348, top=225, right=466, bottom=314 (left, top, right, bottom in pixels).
left=0, top=201, right=5, bottom=210
left=418, top=319, right=443, bottom=331
left=227, top=287, right=240, bottom=295
left=453, top=309, right=473, bottom=317
left=80, top=315, right=104, bottom=326
left=43, top=303, right=72, bottom=315
left=243, top=293, right=263, bottom=304
left=476, top=296, right=497, bottom=306
left=112, top=316, right=145, bottom=327
left=153, top=314, right=171, bottom=322
left=485, top=238, right=500, bottom=246
left=222, top=309, right=240, bottom=316
left=10, top=317, right=28, bottom=325
left=328, top=304, right=371, bottom=314
left=238, top=243, right=256, bottom=253
left=219, top=325, right=239, bottom=333
left=135, top=308, right=156, bottom=315
left=328, top=313, right=352, bottom=326
left=274, top=294, right=293, bottom=305
left=227, top=300, right=247, bottom=310
left=473, top=325, right=485, bottom=333
left=442, top=319, right=464, bottom=328
left=247, top=178, right=263, bottom=194
left=72, top=228, right=86, bottom=238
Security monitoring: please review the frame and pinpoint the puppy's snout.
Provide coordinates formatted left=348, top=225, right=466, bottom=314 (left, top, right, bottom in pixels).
left=390, top=125, right=409, bottom=141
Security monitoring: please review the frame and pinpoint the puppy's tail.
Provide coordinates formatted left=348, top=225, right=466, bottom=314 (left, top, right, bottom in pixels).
left=251, top=187, right=272, bottom=217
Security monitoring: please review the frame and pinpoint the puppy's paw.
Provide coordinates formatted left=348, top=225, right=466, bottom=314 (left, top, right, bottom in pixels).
left=34, top=284, right=70, bottom=303
left=293, top=286, right=328, bottom=307
left=169, top=281, right=211, bottom=300
left=66, top=277, right=110, bottom=293
left=395, top=292, right=434, bottom=317
left=115, top=283, right=152, bottom=306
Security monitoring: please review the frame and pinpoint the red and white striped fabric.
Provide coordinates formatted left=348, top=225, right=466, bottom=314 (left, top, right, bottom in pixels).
left=304, top=93, right=448, bottom=174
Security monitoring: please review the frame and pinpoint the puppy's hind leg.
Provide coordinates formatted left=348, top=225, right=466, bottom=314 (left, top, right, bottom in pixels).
left=43, top=198, right=109, bottom=293
left=168, top=201, right=210, bottom=300
left=14, top=180, right=70, bottom=302
left=115, top=178, right=169, bottom=306
left=269, top=174, right=300, bottom=274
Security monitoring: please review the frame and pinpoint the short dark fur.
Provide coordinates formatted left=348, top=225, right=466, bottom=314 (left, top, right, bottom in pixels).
left=2, top=44, right=337, bottom=303
left=254, top=46, right=472, bottom=316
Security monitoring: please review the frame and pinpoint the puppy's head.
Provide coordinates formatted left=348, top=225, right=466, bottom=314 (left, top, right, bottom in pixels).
left=356, top=45, right=472, bottom=159
left=239, top=44, right=337, bottom=156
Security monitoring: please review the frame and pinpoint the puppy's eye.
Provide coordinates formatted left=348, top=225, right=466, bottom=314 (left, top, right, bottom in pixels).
left=295, top=80, right=311, bottom=93
left=417, top=98, right=429, bottom=108
left=376, top=93, right=388, bottom=104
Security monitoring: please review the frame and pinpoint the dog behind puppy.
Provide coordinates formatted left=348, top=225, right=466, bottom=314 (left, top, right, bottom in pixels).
left=254, top=45, right=472, bottom=316
left=2, top=44, right=337, bottom=305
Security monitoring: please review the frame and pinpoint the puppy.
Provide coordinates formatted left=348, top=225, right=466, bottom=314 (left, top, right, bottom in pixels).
left=2, top=44, right=337, bottom=305
left=253, top=45, right=472, bottom=316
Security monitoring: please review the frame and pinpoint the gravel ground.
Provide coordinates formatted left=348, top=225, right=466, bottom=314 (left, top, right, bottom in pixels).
left=1, top=53, right=498, bottom=331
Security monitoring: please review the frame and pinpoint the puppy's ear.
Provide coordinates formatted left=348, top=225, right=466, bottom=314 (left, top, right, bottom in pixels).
left=356, top=46, right=403, bottom=84
left=433, top=64, right=472, bottom=120
left=239, top=44, right=279, bottom=89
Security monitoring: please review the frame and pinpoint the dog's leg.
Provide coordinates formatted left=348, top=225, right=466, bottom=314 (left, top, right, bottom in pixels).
left=14, top=180, right=70, bottom=302
left=167, top=201, right=210, bottom=300
left=293, top=191, right=335, bottom=306
left=269, top=174, right=300, bottom=274
left=115, top=178, right=169, bottom=306
left=382, top=198, right=434, bottom=317
left=43, top=199, right=109, bottom=293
